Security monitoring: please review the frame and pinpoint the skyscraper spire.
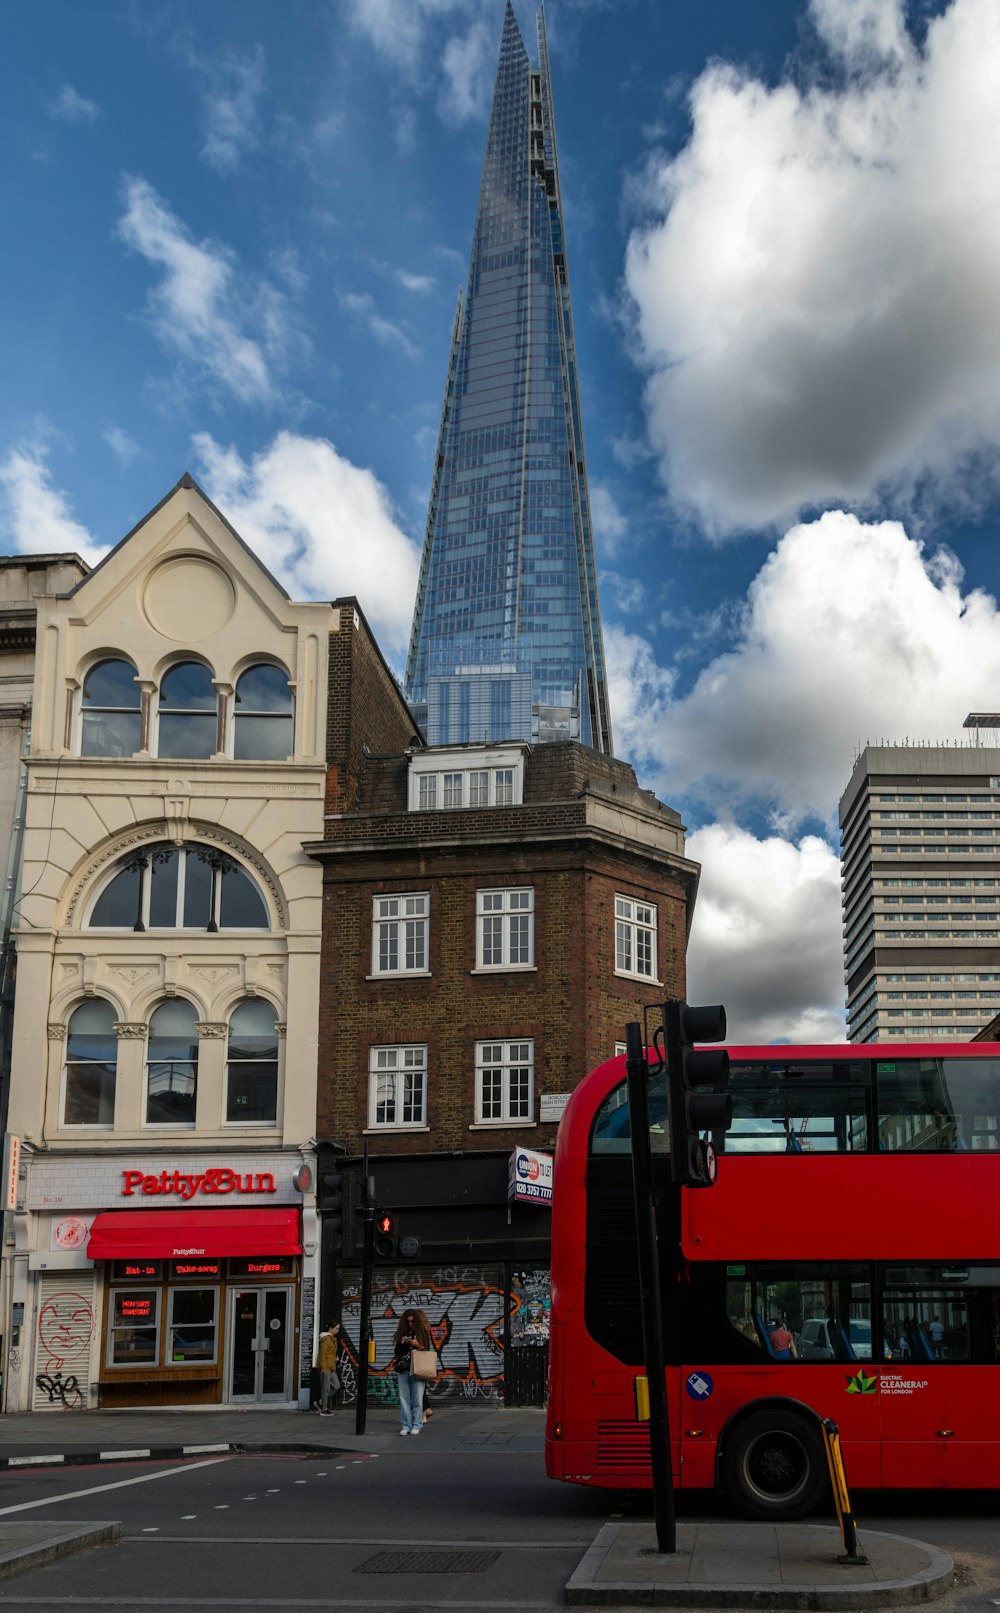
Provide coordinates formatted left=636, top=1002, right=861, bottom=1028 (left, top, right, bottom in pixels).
left=405, top=3, right=613, bottom=753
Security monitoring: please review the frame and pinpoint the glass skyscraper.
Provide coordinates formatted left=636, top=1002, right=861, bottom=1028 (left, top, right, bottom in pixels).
left=405, top=2, right=613, bottom=754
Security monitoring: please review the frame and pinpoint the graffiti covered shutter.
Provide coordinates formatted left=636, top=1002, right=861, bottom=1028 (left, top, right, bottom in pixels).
left=32, top=1271, right=96, bottom=1410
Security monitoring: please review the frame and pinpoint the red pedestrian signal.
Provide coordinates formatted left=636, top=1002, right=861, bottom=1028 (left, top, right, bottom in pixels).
left=375, top=1210, right=397, bottom=1258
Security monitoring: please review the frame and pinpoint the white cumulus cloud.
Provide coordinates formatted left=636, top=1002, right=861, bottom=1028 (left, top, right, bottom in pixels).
left=609, top=509, right=1000, bottom=829
left=192, top=430, right=420, bottom=659
left=0, top=440, right=106, bottom=566
left=625, top=0, right=1000, bottom=533
left=117, top=177, right=294, bottom=405
left=686, top=823, right=846, bottom=1044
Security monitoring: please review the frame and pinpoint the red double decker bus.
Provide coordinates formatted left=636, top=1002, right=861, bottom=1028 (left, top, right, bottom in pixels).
left=545, top=1041, right=1000, bottom=1518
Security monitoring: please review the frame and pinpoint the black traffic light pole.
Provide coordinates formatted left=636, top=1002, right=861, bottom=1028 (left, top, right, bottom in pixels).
left=624, top=1019, right=676, bottom=1554
left=355, top=1165, right=376, bottom=1436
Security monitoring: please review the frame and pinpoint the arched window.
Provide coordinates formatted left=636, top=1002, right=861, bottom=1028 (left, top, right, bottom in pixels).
left=146, top=1000, right=198, bottom=1125
left=157, top=662, right=217, bottom=759
left=226, top=1000, right=279, bottom=1124
left=81, top=659, right=140, bottom=757
left=234, top=665, right=293, bottom=760
left=89, top=844, right=269, bottom=931
left=63, top=1000, right=117, bottom=1125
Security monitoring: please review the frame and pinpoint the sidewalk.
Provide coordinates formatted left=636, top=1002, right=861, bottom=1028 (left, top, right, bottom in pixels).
left=0, top=1400, right=543, bottom=1467
left=0, top=1406, right=956, bottom=1607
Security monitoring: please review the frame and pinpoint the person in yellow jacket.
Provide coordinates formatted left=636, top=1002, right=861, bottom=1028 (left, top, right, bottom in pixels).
left=315, top=1321, right=341, bottom=1415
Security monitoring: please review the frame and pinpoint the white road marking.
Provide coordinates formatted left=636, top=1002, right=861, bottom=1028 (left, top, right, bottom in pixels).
left=136, top=1535, right=589, bottom=1547
left=0, top=1599, right=555, bottom=1607
left=0, top=1456, right=229, bottom=1516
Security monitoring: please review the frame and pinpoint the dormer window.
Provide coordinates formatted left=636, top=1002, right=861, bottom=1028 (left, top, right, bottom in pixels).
left=408, top=746, right=525, bottom=812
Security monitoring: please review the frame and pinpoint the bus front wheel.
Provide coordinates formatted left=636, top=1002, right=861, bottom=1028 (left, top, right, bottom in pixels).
left=721, top=1408, right=828, bottom=1521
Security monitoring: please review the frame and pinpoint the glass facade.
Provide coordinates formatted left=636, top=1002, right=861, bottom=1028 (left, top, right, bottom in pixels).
left=405, top=3, right=613, bottom=754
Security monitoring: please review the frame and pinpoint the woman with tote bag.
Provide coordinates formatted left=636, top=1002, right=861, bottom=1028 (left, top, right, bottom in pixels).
left=391, top=1308, right=433, bottom=1435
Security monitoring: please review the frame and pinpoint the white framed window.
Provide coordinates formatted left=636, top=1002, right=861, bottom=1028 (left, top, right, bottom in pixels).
left=372, top=893, right=429, bottom=975
left=476, top=1038, right=534, bottom=1123
left=408, top=745, right=526, bottom=811
left=368, top=1045, right=427, bottom=1128
left=615, top=895, right=657, bottom=980
left=476, top=887, right=534, bottom=969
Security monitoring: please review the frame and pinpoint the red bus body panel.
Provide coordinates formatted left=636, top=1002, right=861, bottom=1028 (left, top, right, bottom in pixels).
left=545, top=1043, right=1000, bottom=1494
left=682, top=1153, right=1000, bottom=1262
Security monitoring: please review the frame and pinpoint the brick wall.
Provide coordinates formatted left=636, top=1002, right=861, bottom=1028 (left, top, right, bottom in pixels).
left=325, top=599, right=418, bottom=816
left=315, top=743, right=697, bottom=1158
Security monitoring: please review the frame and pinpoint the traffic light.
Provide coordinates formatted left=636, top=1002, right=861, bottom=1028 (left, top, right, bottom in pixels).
left=322, top=1171, right=344, bottom=1255
left=664, top=1000, right=731, bottom=1188
left=374, top=1210, right=396, bottom=1259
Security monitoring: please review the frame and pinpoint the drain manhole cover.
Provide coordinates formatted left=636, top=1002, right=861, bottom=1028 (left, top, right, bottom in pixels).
left=356, top=1549, right=500, bottom=1575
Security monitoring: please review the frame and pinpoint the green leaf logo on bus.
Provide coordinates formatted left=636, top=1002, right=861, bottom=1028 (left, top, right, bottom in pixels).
left=845, top=1370, right=877, bottom=1395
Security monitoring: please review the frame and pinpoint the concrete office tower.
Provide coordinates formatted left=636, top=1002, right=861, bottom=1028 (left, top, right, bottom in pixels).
left=840, top=735, right=1000, bottom=1044
left=405, top=3, right=613, bottom=754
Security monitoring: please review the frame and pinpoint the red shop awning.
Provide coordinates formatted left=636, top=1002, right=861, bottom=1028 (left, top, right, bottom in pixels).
left=87, top=1208, right=301, bottom=1260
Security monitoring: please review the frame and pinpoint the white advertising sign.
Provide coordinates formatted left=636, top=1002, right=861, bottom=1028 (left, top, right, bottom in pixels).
left=507, top=1145, right=553, bottom=1206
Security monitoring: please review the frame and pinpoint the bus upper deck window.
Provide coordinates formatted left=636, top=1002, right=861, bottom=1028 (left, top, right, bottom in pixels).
left=724, top=1062, right=867, bottom=1154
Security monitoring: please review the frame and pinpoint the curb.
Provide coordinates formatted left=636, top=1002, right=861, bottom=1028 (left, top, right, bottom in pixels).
left=564, top=1526, right=956, bottom=1610
left=0, top=1441, right=353, bottom=1472
left=0, top=1521, right=121, bottom=1582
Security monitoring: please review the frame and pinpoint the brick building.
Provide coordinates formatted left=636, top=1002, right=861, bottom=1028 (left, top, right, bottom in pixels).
left=308, top=739, right=699, bottom=1406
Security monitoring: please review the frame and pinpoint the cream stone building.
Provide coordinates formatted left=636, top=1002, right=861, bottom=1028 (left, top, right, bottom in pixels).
left=4, top=476, right=331, bottom=1411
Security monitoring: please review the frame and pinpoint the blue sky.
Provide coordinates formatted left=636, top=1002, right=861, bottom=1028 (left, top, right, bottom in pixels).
left=5, top=0, right=1000, bottom=1042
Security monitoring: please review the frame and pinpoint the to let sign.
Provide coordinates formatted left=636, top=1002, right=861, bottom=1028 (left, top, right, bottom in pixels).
left=507, top=1145, right=553, bottom=1206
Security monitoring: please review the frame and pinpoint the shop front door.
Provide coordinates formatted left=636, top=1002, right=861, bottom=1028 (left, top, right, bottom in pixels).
left=228, top=1287, right=292, bottom=1402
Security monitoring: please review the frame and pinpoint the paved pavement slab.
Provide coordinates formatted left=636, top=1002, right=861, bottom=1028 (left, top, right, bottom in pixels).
left=566, top=1521, right=955, bottom=1609
left=0, top=1520, right=120, bottom=1581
